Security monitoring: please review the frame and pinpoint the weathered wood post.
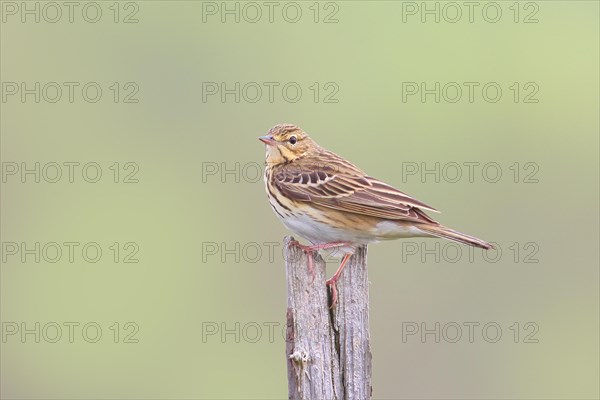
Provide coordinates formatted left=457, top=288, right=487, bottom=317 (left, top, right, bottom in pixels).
left=285, top=236, right=372, bottom=400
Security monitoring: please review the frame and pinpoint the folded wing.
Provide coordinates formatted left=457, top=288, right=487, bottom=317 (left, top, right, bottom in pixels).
left=273, top=152, right=440, bottom=224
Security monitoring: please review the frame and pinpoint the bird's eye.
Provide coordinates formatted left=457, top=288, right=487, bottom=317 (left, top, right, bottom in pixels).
left=289, top=136, right=297, bottom=145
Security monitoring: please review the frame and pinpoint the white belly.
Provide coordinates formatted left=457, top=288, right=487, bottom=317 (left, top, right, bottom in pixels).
left=281, top=213, right=359, bottom=245
left=282, top=213, right=425, bottom=240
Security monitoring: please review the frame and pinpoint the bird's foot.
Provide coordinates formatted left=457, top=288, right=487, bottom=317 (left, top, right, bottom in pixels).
left=326, top=278, right=338, bottom=308
left=288, top=240, right=350, bottom=284
left=326, top=253, right=352, bottom=309
left=288, top=239, right=316, bottom=282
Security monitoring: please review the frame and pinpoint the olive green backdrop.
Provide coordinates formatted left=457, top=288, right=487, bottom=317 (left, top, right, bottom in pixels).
left=1, top=1, right=598, bottom=399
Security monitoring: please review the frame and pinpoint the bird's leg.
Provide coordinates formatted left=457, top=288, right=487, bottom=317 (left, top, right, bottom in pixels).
left=288, top=240, right=350, bottom=283
left=326, top=253, right=352, bottom=308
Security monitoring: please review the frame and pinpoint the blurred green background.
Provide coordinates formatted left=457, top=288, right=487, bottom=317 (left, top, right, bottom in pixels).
left=1, top=1, right=598, bottom=399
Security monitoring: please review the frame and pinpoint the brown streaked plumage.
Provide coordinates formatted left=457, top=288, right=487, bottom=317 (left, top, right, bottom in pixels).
left=259, top=123, right=493, bottom=304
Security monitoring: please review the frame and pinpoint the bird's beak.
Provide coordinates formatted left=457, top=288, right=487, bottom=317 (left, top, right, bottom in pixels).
left=258, top=135, right=276, bottom=145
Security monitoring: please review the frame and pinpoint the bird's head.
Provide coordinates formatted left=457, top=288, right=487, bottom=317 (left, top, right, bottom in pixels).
left=259, top=124, right=318, bottom=165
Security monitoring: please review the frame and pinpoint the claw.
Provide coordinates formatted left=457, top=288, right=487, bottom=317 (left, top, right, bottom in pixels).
left=326, top=279, right=338, bottom=309
left=288, top=240, right=316, bottom=283
left=288, top=240, right=351, bottom=285
left=325, top=253, right=352, bottom=309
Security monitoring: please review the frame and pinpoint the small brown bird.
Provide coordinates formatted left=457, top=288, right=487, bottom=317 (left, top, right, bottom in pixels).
left=259, top=124, right=493, bottom=304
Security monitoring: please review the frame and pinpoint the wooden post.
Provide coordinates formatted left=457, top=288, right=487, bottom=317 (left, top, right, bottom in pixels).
left=285, top=236, right=372, bottom=400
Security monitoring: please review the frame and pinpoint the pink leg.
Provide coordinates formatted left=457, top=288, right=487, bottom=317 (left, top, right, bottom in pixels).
left=288, top=240, right=350, bottom=283
left=326, top=253, right=352, bottom=308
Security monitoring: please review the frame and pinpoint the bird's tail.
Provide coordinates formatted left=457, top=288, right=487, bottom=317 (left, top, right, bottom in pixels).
left=418, top=224, right=494, bottom=250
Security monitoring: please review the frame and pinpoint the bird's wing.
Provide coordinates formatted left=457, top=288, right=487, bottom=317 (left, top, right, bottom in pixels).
left=272, top=151, right=440, bottom=223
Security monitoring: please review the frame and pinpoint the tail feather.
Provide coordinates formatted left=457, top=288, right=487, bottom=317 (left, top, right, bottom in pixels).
left=418, top=224, right=494, bottom=250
